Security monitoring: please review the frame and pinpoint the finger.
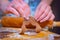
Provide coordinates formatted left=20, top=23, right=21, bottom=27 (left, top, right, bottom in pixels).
left=35, top=3, right=47, bottom=20
left=34, top=2, right=42, bottom=19
left=24, top=5, right=30, bottom=16
left=6, top=7, right=20, bottom=16
left=21, top=6, right=30, bottom=19
left=20, top=2, right=29, bottom=11
left=19, top=1, right=30, bottom=19
left=49, top=13, right=55, bottom=20
left=37, top=6, right=51, bottom=21
left=12, top=0, right=23, bottom=8
left=40, top=10, right=52, bottom=22
left=18, top=0, right=24, bottom=3
left=11, top=1, right=24, bottom=16
left=18, top=0, right=26, bottom=7
left=36, top=1, right=43, bottom=11
left=24, top=8, right=30, bottom=20
left=34, top=2, right=47, bottom=19
left=17, top=0, right=30, bottom=14
left=13, top=0, right=30, bottom=18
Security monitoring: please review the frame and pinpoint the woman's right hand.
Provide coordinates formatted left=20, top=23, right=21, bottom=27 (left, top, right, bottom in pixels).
left=1, top=0, right=30, bottom=19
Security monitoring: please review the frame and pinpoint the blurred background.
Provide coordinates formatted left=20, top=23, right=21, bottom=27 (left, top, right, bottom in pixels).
left=50, top=0, right=60, bottom=34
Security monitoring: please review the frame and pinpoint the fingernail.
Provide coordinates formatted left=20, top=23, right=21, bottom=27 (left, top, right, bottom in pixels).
left=23, top=15, right=29, bottom=20
left=26, top=17, right=29, bottom=20
left=40, top=21, right=43, bottom=22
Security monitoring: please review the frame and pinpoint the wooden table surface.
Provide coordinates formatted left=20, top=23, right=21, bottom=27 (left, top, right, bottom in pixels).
left=0, top=27, right=56, bottom=40
left=0, top=27, right=60, bottom=40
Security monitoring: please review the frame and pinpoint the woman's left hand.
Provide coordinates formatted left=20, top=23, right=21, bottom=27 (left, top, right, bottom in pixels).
left=34, top=1, right=55, bottom=22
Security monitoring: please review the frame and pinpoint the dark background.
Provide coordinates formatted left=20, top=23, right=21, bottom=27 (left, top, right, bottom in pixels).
left=50, top=0, right=60, bottom=34
left=51, top=0, right=60, bottom=21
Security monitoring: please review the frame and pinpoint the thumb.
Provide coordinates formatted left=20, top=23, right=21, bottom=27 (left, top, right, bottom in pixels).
left=23, top=14, right=30, bottom=20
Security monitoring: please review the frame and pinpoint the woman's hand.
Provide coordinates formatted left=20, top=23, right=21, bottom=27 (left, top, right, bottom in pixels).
left=1, top=0, right=30, bottom=19
left=34, top=1, right=55, bottom=22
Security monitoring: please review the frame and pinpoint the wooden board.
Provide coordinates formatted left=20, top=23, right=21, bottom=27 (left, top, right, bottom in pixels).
left=0, top=27, right=54, bottom=40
